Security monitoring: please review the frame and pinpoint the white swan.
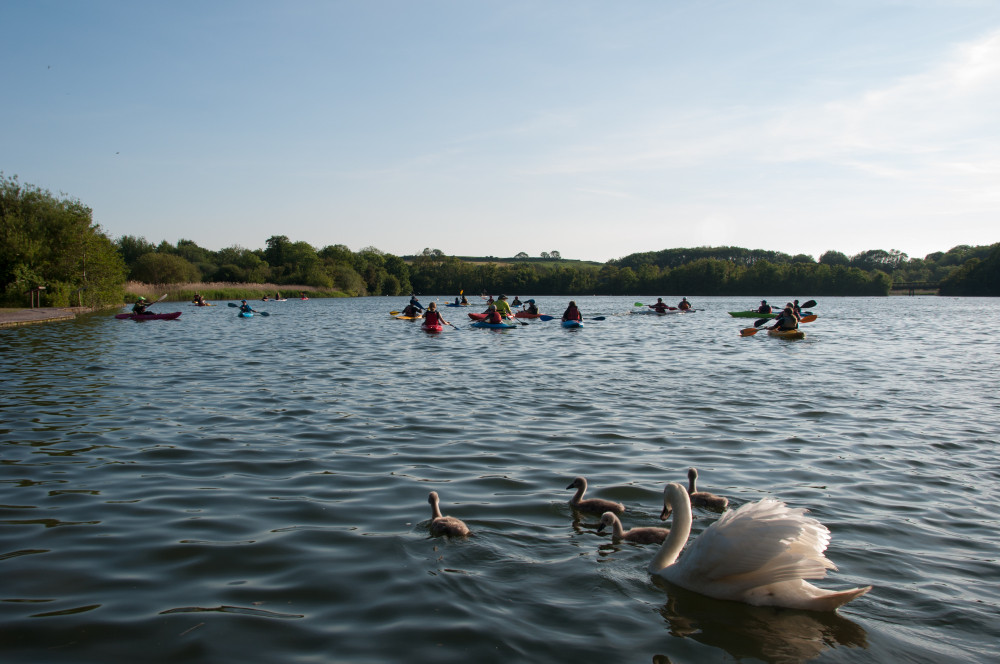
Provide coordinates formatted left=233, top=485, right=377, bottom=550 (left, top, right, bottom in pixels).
left=427, top=491, right=470, bottom=537
left=598, top=511, right=670, bottom=544
left=648, top=483, right=871, bottom=611
left=566, top=477, right=625, bottom=514
left=687, top=467, right=729, bottom=511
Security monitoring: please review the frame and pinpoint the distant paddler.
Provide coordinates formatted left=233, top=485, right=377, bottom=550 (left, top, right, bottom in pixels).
left=650, top=298, right=670, bottom=313
left=677, top=297, right=692, bottom=311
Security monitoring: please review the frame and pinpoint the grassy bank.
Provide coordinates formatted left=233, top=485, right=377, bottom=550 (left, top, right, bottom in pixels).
left=124, top=281, right=350, bottom=302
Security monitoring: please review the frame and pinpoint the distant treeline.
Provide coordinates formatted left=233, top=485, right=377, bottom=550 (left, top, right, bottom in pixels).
left=2, top=173, right=997, bottom=306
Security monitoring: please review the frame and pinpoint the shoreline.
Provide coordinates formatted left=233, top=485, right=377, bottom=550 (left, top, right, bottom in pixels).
left=0, top=307, right=100, bottom=328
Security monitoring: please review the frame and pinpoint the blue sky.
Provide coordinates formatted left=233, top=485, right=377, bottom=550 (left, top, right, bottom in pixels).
left=3, top=1, right=999, bottom=262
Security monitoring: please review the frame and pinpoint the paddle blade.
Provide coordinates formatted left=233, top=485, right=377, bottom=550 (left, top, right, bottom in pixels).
left=754, top=317, right=771, bottom=327
left=591, top=316, right=606, bottom=321
left=633, top=302, right=644, bottom=307
left=538, top=315, right=556, bottom=321
left=740, top=327, right=760, bottom=336
left=800, top=314, right=817, bottom=323
left=801, top=299, right=817, bottom=309
left=389, top=310, right=400, bottom=315
left=228, top=302, right=239, bottom=307
left=257, top=311, right=270, bottom=317
left=156, top=293, right=169, bottom=302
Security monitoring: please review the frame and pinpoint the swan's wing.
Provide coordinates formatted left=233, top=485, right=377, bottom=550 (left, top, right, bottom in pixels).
left=670, top=499, right=835, bottom=592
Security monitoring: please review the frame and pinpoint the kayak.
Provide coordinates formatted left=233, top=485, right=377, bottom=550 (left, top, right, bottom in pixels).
left=421, top=323, right=444, bottom=333
left=394, top=314, right=423, bottom=320
left=192, top=302, right=214, bottom=307
left=115, top=312, right=182, bottom=321
left=468, top=312, right=516, bottom=321
left=562, top=320, right=583, bottom=328
left=471, top=321, right=517, bottom=329
left=514, top=311, right=543, bottom=319
left=633, top=309, right=687, bottom=315
left=445, top=303, right=469, bottom=307
left=767, top=328, right=805, bottom=340
left=238, top=311, right=253, bottom=318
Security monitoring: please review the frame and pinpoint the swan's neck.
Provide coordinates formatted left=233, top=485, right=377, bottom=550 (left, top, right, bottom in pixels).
left=571, top=484, right=586, bottom=504
left=430, top=499, right=443, bottom=520
left=649, top=487, right=692, bottom=573
left=611, top=516, right=626, bottom=539
left=687, top=474, right=697, bottom=495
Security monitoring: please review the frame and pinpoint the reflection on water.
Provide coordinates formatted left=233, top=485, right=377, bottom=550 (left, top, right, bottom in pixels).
left=655, top=580, right=868, bottom=664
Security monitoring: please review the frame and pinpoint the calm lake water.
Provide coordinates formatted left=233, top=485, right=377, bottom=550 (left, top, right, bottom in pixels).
left=1, top=295, right=998, bottom=664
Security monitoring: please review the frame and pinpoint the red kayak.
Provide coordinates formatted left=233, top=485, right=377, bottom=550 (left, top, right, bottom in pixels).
left=514, top=311, right=542, bottom=319
left=115, top=312, right=182, bottom=321
left=421, top=323, right=444, bottom=333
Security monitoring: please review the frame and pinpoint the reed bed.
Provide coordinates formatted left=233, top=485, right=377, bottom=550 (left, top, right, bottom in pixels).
left=124, top=281, right=349, bottom=302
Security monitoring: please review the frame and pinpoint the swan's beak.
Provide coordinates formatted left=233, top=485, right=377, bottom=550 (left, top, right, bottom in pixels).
left=565, top=482, right=575, bottom=490
left=659, top=505, right=672, bottom=521
left=597, top=523, right=606, bottom=533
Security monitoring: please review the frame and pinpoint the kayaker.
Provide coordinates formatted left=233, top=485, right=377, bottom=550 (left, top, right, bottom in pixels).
left=193, top=293, right=207, bottom=306
left=756, top=300, right=772, bottom=314
left=562, top=301, right=582, bottom=322
left=495, top=295, right=513, bottom=318
left=132, top=296, right=151, bottom=315
left=769, top=307, right=799, bottom=332
left=511, top=295, right=522, bottom=307
left=784, top=302, right=802, bottom=321
left=409, top=294, right=425, bottom=311
left=239, top=299, right=255, bottom=314
left=792, top=299, right=803, bottom=318
left=483, top=304, right=503, bottom=324
left=261, top=295, right=269, bottom=301
left=454, top=297, right=461, bottom=305
left=460, top=294, right=469, bottom=305
left=524, top=299, right=539, bottom=315
left=677, top=297, right=692, bottom=311
left=423, top=302, right=449, bottom=327
left=650, top=298, right=670, bottom=313
left=400, top=303, right=422, bottom=318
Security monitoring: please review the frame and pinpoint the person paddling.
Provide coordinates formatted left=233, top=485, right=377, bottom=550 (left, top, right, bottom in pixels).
left=239, top=299, right=256, bottom=315
left=483, top=304, right=503, bottom=324
left=511, top=295, right=522, bottom=307
left=650, top=298, right=670, bottom=313
left=769, top=307, right=799, bottom=332
left=132, top=296, right=152, bottom=315
left=677, top=297, right=692, bottom=311
left=423, top=302, right=450, bottom=328
left=756, top=300, right=772, bottom=314
left=562, top=300, right=582, bottom=322
left=523, top=299, right=539, bottom=315
left=409, top=294, right=425, bottom=311
left=495, top=294, right=513, bottom=319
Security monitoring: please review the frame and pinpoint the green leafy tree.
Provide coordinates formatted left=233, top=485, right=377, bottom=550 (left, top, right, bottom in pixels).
left=1, top=173, right=126, bottom=307
left=130, top=253, right=201, bottom=284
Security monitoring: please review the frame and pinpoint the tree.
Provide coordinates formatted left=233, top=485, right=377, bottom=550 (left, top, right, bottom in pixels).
left=540, top=252, right=550, bottom=259
left=514, top=251, right=529, bottom=259
left=1, top=173, right=126, bottom=307
left=130, top=253, right=201, bottom=284
left=550, top=250, right=561, bottom=259
left=819, top=250, right=849, bottom=266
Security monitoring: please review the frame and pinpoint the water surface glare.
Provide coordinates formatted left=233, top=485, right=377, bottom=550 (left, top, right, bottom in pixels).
left=2, top=296, right=999, bottom=663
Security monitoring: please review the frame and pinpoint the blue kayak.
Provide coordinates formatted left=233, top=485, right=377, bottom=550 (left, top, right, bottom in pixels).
left=471, top=321, right=517, bottom=329
left=562, top=320, right=583, bottom=328
left=238, top=311, right=254, bottom=318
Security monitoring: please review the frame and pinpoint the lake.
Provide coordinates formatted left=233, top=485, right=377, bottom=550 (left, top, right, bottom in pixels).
left=1, top=295, right=998, bottom=664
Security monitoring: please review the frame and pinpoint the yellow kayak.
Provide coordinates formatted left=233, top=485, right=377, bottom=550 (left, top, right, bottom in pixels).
left=768, top=328, right=805, bottom=340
